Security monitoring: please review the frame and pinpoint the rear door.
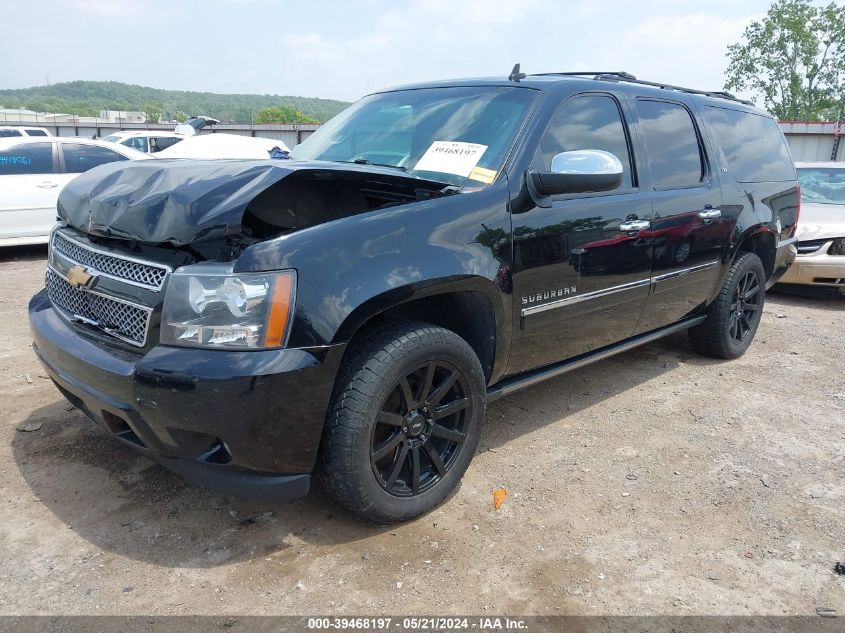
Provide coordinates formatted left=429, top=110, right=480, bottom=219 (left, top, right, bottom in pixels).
left=631, top=98, right=725, bottom=332
left=508, top=92, right=653, bottom=374
left=0, top=142, right=60, bottom=241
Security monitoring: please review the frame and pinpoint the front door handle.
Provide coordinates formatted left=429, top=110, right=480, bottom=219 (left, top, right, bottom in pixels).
left=698, top=208, right=721, bottom=220
left=619, top=219, right=650, bottom=231
left=37, top=181, right=58, bottom=189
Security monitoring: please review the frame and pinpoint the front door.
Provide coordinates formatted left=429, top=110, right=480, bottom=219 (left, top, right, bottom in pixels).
left=508, top=93, right=652, bottom=375
left=631, top=98, right=726, bottom=332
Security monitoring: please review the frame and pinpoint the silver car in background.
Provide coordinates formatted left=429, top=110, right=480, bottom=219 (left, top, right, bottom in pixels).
left=779, top=162, right=845, bottom=294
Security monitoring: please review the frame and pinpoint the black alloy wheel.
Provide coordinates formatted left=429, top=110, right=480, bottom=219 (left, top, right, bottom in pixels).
left=688, top=251, right=766, bottom=359
left=319, top=321, right=485, bottom=523
left=728, top=269, right=762, bottom=343
left=370, top=361, right=470, bottom=497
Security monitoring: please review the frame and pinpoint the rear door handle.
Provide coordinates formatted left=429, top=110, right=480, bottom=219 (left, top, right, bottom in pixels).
left=698, top=209, right=721, bottom=220
left=37, top=181, right=58, bottom=189
left=619, top=219, right=650, bottom=231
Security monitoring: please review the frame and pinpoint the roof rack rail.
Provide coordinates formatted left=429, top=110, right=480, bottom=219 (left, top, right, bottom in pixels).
left=532, top=71, right=638, bottom=81
left=530, top=71, right=755, bottom=106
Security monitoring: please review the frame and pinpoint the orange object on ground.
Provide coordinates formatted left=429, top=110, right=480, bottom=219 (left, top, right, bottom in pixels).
left=493, top=488, right=508, bottom=510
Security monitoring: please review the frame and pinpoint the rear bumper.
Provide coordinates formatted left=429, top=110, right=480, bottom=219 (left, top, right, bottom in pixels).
left=29, top=288, right=345, bottom=502
left=767, top=236, right=798, bottom=289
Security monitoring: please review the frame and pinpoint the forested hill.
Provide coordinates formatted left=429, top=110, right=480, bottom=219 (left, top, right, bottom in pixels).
left=0, top=80, right=350, bottom=123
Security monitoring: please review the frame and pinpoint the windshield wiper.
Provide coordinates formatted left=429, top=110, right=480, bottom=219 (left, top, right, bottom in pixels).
left=351, top=158, right=407, bottom=172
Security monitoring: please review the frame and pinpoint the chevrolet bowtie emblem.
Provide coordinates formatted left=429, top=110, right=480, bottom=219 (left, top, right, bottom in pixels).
left=67, top=265, right=95, bottom=288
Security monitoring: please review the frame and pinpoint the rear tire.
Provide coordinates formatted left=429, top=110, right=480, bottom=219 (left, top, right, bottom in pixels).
left=689, top=252, right=766, bottom=359
left=319, top=321, right=486, bottom=523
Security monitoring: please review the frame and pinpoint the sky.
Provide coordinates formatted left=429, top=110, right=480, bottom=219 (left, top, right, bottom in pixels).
left=0, top=0, right=789, bottom=103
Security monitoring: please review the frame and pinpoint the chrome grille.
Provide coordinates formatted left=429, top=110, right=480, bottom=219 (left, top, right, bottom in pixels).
left=797, top=239, right=826, bottom=254
left=52, top=231, right=169, bottom=290
left=45, top=268, right=152, bottom=346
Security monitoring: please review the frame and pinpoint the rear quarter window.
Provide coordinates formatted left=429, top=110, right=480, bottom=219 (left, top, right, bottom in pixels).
left=702, top=106, right=795, bottom=183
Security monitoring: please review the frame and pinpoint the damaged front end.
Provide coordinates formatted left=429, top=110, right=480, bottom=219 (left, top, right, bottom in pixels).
left=49, top=158, right=460, bottom=351
left=32, top=159, right=463, bottom=496
left=59, top=158, right=459, bottom=249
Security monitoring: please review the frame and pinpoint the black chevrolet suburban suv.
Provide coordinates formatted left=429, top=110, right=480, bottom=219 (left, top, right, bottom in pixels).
left=29, top=70, right=799, bottom=522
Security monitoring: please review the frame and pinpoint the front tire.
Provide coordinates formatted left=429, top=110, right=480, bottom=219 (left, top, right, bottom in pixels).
left=689, top=252, right=766, bottom=359
left=319, top=321, right=486, bottom=523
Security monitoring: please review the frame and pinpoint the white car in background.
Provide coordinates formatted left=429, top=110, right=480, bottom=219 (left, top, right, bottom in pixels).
left=155, top=133, right=289, bottom=159
left=100, top=130, right=185, bottom=154
left=0, top=126, right=52, bottom=138
left=0, top=137, right=149, bottom=246
left=779, top=161, right=845, bottom=294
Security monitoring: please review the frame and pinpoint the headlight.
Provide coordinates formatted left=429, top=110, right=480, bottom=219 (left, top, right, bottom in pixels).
left=161, top=263, right=295, bottom=349
left=830, top=238, right=845, bottom=256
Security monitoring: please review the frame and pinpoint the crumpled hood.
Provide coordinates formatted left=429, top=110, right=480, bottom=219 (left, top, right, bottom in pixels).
left=57, top=159, right=436, bottom=245
left=796, top=202, right=845, bottom=241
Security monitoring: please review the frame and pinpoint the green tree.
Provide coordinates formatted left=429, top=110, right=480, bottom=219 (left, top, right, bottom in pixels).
left=254, top=106, right=319, bottom=124
left=725, top=0, right=845, bottom=120
left=142, top=102, right=163, bottom=124
left=172, top=110, right=189, bottom=123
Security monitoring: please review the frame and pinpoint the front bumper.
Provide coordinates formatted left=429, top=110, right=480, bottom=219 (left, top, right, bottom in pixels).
left=29, top=288, right=345, bottom=502
left=778, top=242, right=845, bottom=287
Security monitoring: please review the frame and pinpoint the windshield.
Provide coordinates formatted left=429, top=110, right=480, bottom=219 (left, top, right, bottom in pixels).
left=290, top=86, right=538, bottom=187
left=797, top=167, right=845, bottom=205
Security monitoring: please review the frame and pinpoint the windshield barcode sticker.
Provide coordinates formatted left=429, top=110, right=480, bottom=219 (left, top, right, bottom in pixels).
left=414, top=141, right=488, bottom=178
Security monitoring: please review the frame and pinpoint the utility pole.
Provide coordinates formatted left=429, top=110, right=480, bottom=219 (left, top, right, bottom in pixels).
left=831, top=96, right=844, bottom=162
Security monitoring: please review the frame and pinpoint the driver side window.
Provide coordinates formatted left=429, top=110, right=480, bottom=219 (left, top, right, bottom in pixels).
left=538, top=95, right=634, bottom=190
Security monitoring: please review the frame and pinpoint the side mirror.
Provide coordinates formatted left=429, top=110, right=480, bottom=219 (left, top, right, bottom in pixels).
left=528, top=150, right=624, bottom=198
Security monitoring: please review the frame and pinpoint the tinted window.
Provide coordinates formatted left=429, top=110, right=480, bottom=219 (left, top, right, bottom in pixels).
left=24, top=129, right=48, bottom=136
left=62, top=143, right=127, bottom=173
left=0, top=143, right=54, bottom=175
left=539, top=95, right=633, bottom=189
left=636, top=100, right=704, bottom=189
left=703, top=107, right=794, bottom=183
left=0, top=129, right=23, bottom=137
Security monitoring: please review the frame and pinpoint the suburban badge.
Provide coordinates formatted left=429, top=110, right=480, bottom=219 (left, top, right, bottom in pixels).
left=522, top=286, right=577, bottom=305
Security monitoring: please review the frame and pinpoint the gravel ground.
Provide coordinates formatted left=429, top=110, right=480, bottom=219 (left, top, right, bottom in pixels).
left=0, top=245, right=843, bottom=616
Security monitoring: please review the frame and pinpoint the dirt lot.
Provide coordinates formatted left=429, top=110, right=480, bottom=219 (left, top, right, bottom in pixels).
left=0, top=245, right=843, bottom=616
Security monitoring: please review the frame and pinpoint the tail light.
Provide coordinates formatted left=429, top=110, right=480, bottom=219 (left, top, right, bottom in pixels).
left=791, top=183, right=801, bottom=237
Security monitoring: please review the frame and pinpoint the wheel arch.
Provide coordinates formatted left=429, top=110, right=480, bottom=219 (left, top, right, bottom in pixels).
left=333, top=276, right=510, bottom=385
left=733, top=227, right=776, bottom=280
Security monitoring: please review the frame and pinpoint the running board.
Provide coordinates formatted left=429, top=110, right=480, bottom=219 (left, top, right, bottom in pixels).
left=487, top=316, right=706, bottom=402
